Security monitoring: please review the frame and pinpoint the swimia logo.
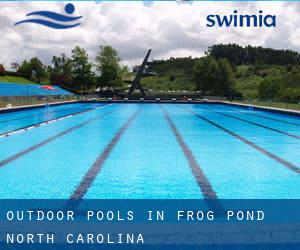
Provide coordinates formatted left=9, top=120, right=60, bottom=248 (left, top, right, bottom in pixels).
left=15, top=3, right=82, bottom=29
left=206, top=10, right=276, bottom=28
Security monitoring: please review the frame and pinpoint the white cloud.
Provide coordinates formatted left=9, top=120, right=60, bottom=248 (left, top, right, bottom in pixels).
left=0, top=1, right=300, bottom=70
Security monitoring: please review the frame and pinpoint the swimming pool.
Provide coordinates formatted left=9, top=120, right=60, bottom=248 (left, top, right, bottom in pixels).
left=0, top=103, right=298, bottom=199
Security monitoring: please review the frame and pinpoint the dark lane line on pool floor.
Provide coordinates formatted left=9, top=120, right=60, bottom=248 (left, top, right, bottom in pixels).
left=213, top=105, right=300, bottom=126
left=202, top=106, right=300, bottom=140
left=0, top=104, right=111, bottom=139
left=251, top=113, right=300, bottom=126
left=70, top=108, right=142, bottom=200
left=0, top=108, right=116, bottom=168
left=179, top=106, right=300, bottom=174
left=160, top=105, right=218, bottom=200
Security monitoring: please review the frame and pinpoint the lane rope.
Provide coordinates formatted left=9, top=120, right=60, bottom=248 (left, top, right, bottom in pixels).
left=0, top=104, right=112, bottom=139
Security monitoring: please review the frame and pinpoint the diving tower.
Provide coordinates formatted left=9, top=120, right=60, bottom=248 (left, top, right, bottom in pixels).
left=128, top=49, right=152, bottom=98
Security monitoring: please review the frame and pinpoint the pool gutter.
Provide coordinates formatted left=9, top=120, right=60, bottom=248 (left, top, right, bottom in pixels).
left=0, top=99, right=299, bottom=117
left=80, top=99, right=300, bottom=117
left=0, top=100, right=79, bottom=114
left=222, top=101, right=300, bottom=117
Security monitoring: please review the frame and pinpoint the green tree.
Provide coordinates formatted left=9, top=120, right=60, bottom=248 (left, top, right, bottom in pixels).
left=29, top=57, right=47, bottom=83
left=215, top=58, right=235, bottom=96
left=18, top=60, right=32, bottom=79
left=193, top=57, right=218, bottom=94
left=95, top=45, right=122, bottom=88
left=50, top=54, right=73, bottom=85
left=258, top=78, right=283, bottom=99
left=208, top=44, right=300, bottom=66
left=280, top=88, right=300, bottom=102
left=18, top=58, right=47, bottom=83
left=71, top=46, right=94, bottom=91
left=194, top=57, right=235, bottom=96
left=0, top=64, right=5, bottom=76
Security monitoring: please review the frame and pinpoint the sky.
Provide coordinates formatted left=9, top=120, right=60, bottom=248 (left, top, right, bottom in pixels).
left=0, top=1, right=300, bottom=70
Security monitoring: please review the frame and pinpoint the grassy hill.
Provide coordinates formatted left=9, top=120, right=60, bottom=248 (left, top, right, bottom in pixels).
left=142, top=57, right=197, bottom=91
left=0, top=76, right=37, bottom=84
left=141, top=62, right=300, bottom=104
left=141, top=75, right=195, bottom=91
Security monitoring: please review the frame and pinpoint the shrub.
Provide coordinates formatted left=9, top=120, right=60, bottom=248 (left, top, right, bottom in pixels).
left=169, top=75, right=176, bottom=82
left=193, top=57, right=235, bottom=96
left=258, top=78, right=283, bottom=99
left=0, top=64, right=5, bottom=76
left=279, top=88, right=300, bottom=103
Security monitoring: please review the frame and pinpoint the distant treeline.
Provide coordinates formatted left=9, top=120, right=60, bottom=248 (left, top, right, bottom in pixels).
left=207, top=44, right=300, bottom=66
left=148, top=57, right=198, bottom=76
left=148, top=44, right=300, bottom=74
left=1, top=43, right=299, bottom=102
left=145, top=44, right=300, bottom=102
left=0, top=45, right=129, bottom=93
left=147, top=56, right=235, bottom=97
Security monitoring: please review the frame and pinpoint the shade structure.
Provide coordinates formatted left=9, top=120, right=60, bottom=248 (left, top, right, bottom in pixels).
left=40, top=85, right=56, bottom=91
left=40, top=85, right=56, bottom=106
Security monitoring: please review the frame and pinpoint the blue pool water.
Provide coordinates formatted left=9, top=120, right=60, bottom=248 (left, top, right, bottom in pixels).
left=0, top=103, right=103, bottom=136
left=0, top=103, right=298, bottom=199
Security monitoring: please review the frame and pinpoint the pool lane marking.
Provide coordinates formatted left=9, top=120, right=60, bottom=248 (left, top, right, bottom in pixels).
left=160, top=105, right=218, bottom=200
left=213, top=105, right=300, bottom=126
left=0, top=104, right=107, bottom=138
left=70, top=108, right=141, bottom=200
left=0, top=104, right=91, bottom=124
left=251, top=113, right=300, bottom=126
left=180, top=106, right=300, bottom=174
left=0, top=108, right=116, bottom=168
left=202, top=106, right=300, bottom=140
left=0, top=104, right=112, bottom=139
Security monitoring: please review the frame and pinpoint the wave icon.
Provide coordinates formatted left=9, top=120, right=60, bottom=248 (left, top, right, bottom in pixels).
left=15, top=3, right=82, bottom=29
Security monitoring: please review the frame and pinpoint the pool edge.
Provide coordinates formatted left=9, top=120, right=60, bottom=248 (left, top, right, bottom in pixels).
left=222, top=101, right=300, bottom=117
left=1, top=99, right=299, bottom=117
left=0, top=100, right=79, bottom=114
